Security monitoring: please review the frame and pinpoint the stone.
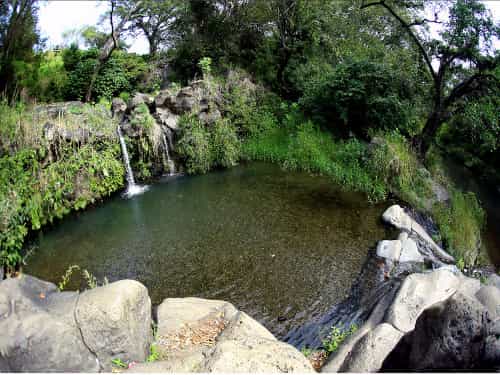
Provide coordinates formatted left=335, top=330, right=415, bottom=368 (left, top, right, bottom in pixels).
left=151, top=297, right=313, bottom=373
left=112, top=98, right=127, bottom=120
left=154, top=89, right=174, bottom=108
left=456, top=274, right=481, bottom=299
left=339, top=323, right=404, bottom=373
left=376, top=240, right=401, bottom=261
left=129, top=93, right=154, bottom=110
left=486, top=273, right=500, bottom=289
left=0, top=275, right=99, bottom=372
left=476, top=285, right=500, bottom=318
left=75, top=280, right=152, bottom=371
left=399, top=237, right=423, bottom=263
left=385, top=268, right=459, bottom=332
left=155, top=107, right=179, bottom=131
left=382, top=205, right=454, bottom=263
left=383, top=292, right=494, bottom=370
left=199, top=109, right=222, bottom=125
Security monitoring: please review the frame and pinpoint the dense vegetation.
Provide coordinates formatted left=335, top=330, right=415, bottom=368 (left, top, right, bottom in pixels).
left=1, top=0, right=499, bottom=274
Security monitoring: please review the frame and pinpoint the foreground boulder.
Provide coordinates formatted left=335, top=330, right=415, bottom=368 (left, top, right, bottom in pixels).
left=0, top=275, right=152, bottom=372
left=128, top=297, right=314, bottom=373
left=0, top=275, right=99, bottom=372
left=75, top=280, right=152, bottom=371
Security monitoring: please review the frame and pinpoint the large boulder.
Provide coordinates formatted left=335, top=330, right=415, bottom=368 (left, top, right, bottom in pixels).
left=128, top=93, right=154, bottom=110
left=338, top=323, right=403, bottom=372
left=75, top=280, right=152, bottom=371
left=475, top=285, right=500, bottom=318
left=386, top=268, right=459, bottom=333
left=132, top=297, right=314, bottom=373
left=383, top=291, right=496, bottom=370
left=0, top=275, right=100, bottom=372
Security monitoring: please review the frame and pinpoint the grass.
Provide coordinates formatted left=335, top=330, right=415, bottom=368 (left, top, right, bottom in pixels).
left=322, top=323, right=358, bottom=354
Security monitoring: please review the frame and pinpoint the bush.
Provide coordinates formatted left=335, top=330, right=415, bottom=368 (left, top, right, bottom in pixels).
left=177, top=115, right=214, bottom=174
left=211, top=119, right=240, bottom=168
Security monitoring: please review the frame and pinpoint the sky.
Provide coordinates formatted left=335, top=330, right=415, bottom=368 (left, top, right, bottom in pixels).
left=38, top=0, right=500, bottom=56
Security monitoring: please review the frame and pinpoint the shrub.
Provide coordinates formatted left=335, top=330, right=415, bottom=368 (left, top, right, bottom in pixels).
left=211, top=119, right=240, bottom=168
left=177, top=115, right=214, bottom=174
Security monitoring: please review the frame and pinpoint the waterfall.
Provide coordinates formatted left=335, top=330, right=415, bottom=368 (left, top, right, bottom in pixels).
left=161, top=131, right=176, bottom=175
left=117, top=126, right=148, bottom=197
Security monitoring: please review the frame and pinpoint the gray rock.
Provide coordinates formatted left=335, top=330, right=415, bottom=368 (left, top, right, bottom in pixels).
left=199, top=109, right=222, bottom=125
left=486, top=273, right=500, bottom=289
left=75, top=280, right=152, bottom=371
left=396, top=292, right=493, bottom=370
left=151, top=297, right=313, bottom=373
left=376, top=240, right=401, bottom=261
left=112, top=98, right=127, bottom=121
left=456, top=274, right=481, bottom=299
left=339, top=323, right=404, bottom=372
left=385, top=268, right=459, bottom=332
left=382, top=205, right=454, bottom=263
left=154, top=89, right=175, bottom=108
left=155, top=107, right=179, bottom=131
left=0, top=275, right=99, bottom=372
left=476, top=285, right=500, bottom=318
left=129, top=93, right=154, bottom=110
left=399, top=237, right=423, bottom=263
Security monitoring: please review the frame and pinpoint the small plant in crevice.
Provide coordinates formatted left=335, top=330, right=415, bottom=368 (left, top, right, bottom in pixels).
left=57, top=264, right=108, bottom=291
left=322, top=323, right=358, bottom=355
left=301, top=346, right=313, bottom=357
left=147, top=344, right=160, bottom=363
left=111, top=358, right=128, bottom=369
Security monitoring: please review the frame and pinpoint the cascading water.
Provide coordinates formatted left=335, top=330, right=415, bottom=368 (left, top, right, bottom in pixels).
left=161, top=131, right=176, bottom=175
left=117, top=126, right=148, bottom=197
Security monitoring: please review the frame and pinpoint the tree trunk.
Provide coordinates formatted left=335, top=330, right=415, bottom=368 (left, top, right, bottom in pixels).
left=413, top=109, right=443, bottom=157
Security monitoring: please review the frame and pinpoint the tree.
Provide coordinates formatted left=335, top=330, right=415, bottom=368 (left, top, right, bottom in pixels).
left=362, top=0, right=500, bottom=156
left=0, top=0, right=40, bottom=101
left=127, top=0, right=177, bottom=56
left=85, top=0, right=142, bottom=102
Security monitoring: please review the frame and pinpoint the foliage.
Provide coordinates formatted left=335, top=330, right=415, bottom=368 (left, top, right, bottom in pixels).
left=432, top=190, right=486, bottom=267
left=322, top=324, right=358, bottom=354
left=111, top=358, right=128, bottom=369
left=198, top=57, right=212, bottom=79
left=0, top=103, right=125, bottom=272
left=58, top=265, right=80, bottom=291
left=147, top=344, right=160, bottom=363
left=211, top=119, right=240, bottom=168
left=300, top=59, right=420, bottom=138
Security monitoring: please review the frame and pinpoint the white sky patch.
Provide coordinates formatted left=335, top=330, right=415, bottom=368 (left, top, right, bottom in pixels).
left=38, top=0, right=500, bottom=57
left=38, top=0, right=149, bottom=54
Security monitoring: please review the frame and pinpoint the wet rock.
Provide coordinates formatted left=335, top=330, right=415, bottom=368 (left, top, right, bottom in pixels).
left=75, top=280, right=152, bottom=371
left=385, top=268, right=459, bottom=333
left=0, top=275, right=99, bottom=372
left=155, top=107, right=179, bottom=131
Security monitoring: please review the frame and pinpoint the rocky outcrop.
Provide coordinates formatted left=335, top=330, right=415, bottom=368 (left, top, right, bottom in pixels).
left=382, top=204, right=454, bottom=263
left=0, top=275, right=152, bottom=372
left=0, top=277, right=312, bottom=373
left=129, top=297, right=314, bottom=373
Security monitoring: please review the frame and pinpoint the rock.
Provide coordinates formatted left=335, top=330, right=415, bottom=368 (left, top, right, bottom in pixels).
left=155, top=107, right=179, bottom=131
left=199, top=109, right=222, bottom=125
left=43, top=121, right=57, bottom=142
left=376, top=240, right=401, bottom=262
left=339, top=323, right=404, bottom=372
left=399, top=236, right=423, bottom=263
left=154, top=89, right=175, bottom=108
left=0, top=275, right=99, bottom=372
left=75, top=280, right=152, bottom=371
left=385, top=268, right=459, bottom=332
left=35, top=101, right=84, bottom=118
left=383, top=292, right=494, bottom=370
left=456, top=274, right=481, bottom=299
left=382, top=205, right=454, bottom=263
left=129, top=93, right=154, bottom=110
left=150, top=297, right=313, bottom=373
left=476, top=285, right=500, bottom=318
left=486, top=273, right=500, bottom=289
left=112, top=98, right=127, bottom=121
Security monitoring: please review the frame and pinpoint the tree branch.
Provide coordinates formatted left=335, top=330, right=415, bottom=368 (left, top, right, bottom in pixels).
left=361, top=0, right=437, bottom=82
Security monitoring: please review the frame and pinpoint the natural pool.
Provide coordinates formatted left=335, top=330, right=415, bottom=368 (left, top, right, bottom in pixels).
left=26, top=163, right=391, bottom=339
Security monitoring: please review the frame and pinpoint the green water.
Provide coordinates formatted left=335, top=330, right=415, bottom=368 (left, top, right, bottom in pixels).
left=26, top=163, right=390, bottom=338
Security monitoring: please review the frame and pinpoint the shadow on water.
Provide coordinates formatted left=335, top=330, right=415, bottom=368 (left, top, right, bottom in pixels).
left=26, top=162, right=393, bottom=339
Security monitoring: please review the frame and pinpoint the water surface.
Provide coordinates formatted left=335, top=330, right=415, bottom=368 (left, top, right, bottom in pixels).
left=27, top=163, right=390, bottom=338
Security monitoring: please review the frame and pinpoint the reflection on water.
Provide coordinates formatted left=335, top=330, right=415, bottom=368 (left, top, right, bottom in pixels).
left=26, top=163, right=390, bottom=338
